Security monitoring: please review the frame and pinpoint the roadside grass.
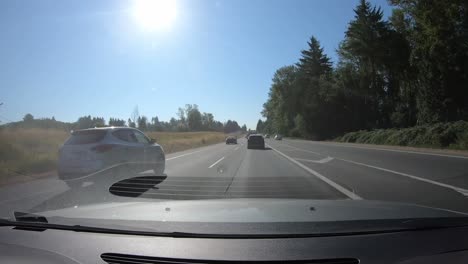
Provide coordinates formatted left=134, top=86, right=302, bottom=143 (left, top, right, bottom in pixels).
left=0, top=128, right=226, bottom=182
left=336, top=121, right=468, bottom=150
left=146, top=131, right=226, bottom=153
left=0, top=128, right=68, bottom=179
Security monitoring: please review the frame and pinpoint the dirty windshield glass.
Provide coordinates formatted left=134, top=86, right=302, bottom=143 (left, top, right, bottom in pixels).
left=1, top=0, right=468, bottom=232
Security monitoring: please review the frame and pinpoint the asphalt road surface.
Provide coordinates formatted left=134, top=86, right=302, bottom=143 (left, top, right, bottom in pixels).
left=1, top=138, right=468, bottom=218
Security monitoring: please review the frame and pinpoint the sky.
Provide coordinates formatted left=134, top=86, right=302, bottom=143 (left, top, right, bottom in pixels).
left=0, top=0, right=392, bottom=129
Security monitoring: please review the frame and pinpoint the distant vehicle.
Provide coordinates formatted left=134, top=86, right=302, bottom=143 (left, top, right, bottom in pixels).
left=247, top=134, right=265, bottom=149
left=226, top=136, right=237, bottom=144
left=264, top=134, right=270, bottom=138
left=58, top=127, right=165, bottom=187
left=274, top=134, right=283, bottom=140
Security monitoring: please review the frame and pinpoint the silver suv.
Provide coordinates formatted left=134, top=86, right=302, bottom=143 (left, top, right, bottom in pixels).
left=58, top=127, right=165, bottom=186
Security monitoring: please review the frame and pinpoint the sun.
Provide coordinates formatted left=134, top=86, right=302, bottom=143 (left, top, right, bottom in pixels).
left=132, top=0, right=177, bottom=32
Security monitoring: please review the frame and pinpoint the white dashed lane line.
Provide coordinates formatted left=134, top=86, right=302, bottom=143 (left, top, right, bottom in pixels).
left=208, top=157, right=225, bottom=168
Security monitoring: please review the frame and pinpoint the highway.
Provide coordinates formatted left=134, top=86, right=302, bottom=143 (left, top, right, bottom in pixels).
left=1, top=137, right=468, bottom=218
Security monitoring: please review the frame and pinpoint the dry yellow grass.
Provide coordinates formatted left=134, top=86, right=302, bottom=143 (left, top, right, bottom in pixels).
left=0, top=128, right=68, bottom=178
left=147, top=131, right=226, bottom=153
left=0, top=128, right=226, bottom=183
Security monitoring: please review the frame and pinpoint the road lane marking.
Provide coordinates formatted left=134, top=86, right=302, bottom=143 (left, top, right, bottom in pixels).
left=294, top=157, right=334, bottom=164
left=280, top=144, right=323, bottom=155
left=267, top=144, right=362, bottom=200
left=65, top=148, right=207, bottom=182
left=64, top=162, right=134, bottom=182
left=208, top=156, right=225, bottom=168
left=275, top=141, right=468, bottom=196
left=166, top=149, right=206, bottom=161
left=234, top=146, right=240, bottom=151
left=293, top=140, right=468, bottom=160
left=338, top=158, right=468, bottom=196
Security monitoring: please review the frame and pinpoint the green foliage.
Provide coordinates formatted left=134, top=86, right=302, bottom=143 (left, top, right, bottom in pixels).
left=336, top=121, right=468, bottom=150
left=4, top=104, right=241, bottom=134
left=76, top=115, right=105, bottom=129
left=128, top=118, right=136, bottom=128
left=186, top=105, right=202, bottom=131
left=256, top=120, right=264, bottom=133
left=109, top=118, right=125, bottom=126
left=241, top=124, right=247, bottom=133
left=224, top=120, right=241, bottom=133
left=137, top=116, right=148, bottom=131
left=23, top=113, right=34, bottom=122
left=261, top=0, right=468, bottom=141
left=394, top=0, right=468, bottom=123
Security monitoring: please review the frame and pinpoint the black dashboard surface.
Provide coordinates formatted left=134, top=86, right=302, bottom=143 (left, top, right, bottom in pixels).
left=0, top=224, right=467, bottom=264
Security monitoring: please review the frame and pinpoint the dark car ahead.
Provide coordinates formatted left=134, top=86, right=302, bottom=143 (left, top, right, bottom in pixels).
left=226, top=136, right=237, bottom=144
left=247, top=134, right=265, bottom=149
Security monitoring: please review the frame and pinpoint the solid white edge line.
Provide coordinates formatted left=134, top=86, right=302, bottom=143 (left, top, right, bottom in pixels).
left=338, top=157, right=468, bottom=197
left=208, top=156, right=225, bottom=168
left=267, top=144, right=362, bottom=200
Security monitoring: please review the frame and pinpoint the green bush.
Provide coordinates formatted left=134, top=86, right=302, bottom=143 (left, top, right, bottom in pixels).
left=336, top=121, right=468, bottom=150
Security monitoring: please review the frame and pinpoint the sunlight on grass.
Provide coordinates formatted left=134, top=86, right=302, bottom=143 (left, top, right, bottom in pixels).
left=0, top=128, right=226, bottom=183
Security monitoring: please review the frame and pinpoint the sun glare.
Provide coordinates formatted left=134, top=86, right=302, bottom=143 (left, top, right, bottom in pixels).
left=132, top=0, right=177, bottom=32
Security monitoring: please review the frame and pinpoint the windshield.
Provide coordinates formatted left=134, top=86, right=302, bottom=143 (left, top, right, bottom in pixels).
left=1, top=0, right=468, bottom=235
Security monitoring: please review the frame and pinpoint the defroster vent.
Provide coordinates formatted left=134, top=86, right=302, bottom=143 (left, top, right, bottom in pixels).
left=101, top=253, right=359, bottom=264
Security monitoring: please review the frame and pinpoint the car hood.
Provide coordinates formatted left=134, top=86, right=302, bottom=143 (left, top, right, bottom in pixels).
left=38, top=199, right=467, bottom=223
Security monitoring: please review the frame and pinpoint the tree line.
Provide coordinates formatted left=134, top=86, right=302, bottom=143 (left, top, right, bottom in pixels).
left=259, top=0, right=468, bottom=139
left=5, top=104, right=247, bottom=134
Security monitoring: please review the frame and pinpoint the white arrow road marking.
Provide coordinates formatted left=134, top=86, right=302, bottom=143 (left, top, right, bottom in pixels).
left=267, top=144, right=362, bottom=200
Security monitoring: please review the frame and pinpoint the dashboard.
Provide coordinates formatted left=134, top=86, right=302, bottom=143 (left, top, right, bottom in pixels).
left=1, top=224, right=467, bottom=263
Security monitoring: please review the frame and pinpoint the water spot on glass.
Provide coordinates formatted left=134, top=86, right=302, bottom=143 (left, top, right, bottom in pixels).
left=217, top=166, right=225, bottom=174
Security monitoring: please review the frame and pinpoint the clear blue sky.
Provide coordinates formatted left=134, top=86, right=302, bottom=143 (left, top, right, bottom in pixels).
left=0, top=0, right=392, bottom=129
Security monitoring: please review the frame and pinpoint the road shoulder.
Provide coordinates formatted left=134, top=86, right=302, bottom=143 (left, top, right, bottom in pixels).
left=288, top=139, right=468, bottom=158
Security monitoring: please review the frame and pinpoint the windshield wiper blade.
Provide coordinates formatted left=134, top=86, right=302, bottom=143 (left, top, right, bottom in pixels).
left=1, top=217, right=468, bottom=239
left=14, top=211, right=48, bottom=223
left=2, top=215, right=468, bottom=239
left=0, top=217, right=212, bottom=237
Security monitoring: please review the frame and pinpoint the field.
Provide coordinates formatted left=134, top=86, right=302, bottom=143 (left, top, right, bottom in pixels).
left=0, top=128, right=226, bottom=183
left=145, top=131, right=227, bottom=153
left=335, top=121, right=468, bottom=150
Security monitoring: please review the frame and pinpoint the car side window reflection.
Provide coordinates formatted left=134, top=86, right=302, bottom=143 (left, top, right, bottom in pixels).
left=133, top=131, right=150, bottom=144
